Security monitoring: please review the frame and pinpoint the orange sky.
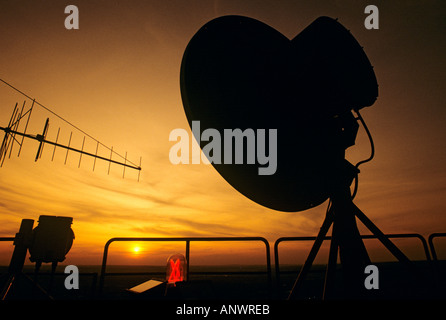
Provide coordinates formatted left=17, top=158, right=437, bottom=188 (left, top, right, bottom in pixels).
left=0, top=0, right=445, bottom=266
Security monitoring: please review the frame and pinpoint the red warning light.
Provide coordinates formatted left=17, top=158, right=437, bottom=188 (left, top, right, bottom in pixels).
left=166, top=253, right=187, bottom=285
left=168, top=259, right=182, bottom=282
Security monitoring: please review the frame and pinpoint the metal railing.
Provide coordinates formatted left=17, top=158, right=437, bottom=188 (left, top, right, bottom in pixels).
left=428, top=233, right=446, bottom=261
left=98, top=236, right=272, bottom=294
left=2, top=232, right=446, bottom=298
left=274, top=233, right=431, bottom=288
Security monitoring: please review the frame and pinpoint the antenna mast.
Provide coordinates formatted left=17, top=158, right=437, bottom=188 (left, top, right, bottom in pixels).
left=0, top=79, right=142, bottom=180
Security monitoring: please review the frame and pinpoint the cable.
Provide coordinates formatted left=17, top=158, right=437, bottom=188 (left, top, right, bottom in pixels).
left=351, top=109, right=375, bottom=200
left=353, top=109, right=375, bottom=168
left=0, top=78, right=140, bottom=168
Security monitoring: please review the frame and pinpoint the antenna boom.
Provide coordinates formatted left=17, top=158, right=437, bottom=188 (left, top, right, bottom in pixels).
left=0, top=79, right=142, bottom=175
left=0, top=125, right=141, bottom=171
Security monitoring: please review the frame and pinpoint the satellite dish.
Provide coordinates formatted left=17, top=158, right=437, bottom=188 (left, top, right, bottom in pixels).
left=180, top=16, right=414, bottom=299
left=180, top=15, right=378, bottom=212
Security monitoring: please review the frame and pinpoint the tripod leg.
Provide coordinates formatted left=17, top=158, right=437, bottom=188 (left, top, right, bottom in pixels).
left=354, top=204, right=411, bottom=265
left=22, top=273, right=54, bottom=300
left=288, top=207, right=334, bottom=300
left=323, top=231, right=338, bottom=300
left=1, top=274, right=15, bottom=300
left=330, top=187, right=371, bottom=297
left=335, top=211, right=369, bottom=297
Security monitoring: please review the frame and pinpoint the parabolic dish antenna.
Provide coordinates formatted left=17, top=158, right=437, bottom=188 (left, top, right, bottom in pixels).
left=180, top=15, right=377, bottom=212
left=180, top=15, right=413, bottom=299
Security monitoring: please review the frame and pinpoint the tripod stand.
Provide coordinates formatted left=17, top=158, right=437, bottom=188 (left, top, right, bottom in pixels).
left=0, top=219, right=53, bottom=300
left=287, top=181, right=413, bottom=299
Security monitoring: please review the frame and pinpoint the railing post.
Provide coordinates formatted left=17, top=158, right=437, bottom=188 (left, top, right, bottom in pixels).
left=428, top=233, right=446, bottom=261
left=99, top=238, right=114, bottom=294
left=185, top=240, right=190, bottom=281
left=274, top=239, right=282, bottom=290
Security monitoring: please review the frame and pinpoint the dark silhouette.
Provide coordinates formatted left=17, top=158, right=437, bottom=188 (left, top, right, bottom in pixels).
left=180, top=15, right=414, bottom=299
left=180, top=15, right=377, bottom=212
left=0, top=216, right=74, bottom=300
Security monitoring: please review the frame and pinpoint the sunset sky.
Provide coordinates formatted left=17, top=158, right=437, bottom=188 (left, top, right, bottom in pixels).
left=0, top=0, right=445, bottom=267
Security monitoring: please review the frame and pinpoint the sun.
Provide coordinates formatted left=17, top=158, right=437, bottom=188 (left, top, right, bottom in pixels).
left=132, top=246, right=141, bottom=254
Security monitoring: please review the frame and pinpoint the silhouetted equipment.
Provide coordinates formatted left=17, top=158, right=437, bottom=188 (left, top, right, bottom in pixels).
left=0, top=79, right=142, bottom=180
left=1, top=216, right=74, bottom=300
left=6, top=219, right=34, bottom=276
left=180, top=15, right=413, bottom=299
left=29, top=215, right=74, bottom=268
left=181, top=15, right=377, bottom=212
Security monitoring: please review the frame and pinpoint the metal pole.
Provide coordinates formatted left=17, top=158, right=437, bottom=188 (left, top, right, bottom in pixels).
left=185, top=240, right=190, bottom=281
left=78, top=136, right=85, bottom=168
left=288, top=208, right=334, bottom=299
left=8, top=219, right=34, bottom=274
left=64, top=132, right=72, bottom=165
left=108, top=146, right=113, bottom=174
left=98, top=239, right=112, bottom=294
left=51, top=127, right=60, bottom=161
left=323, top=229, right=339, bottom=300
left=354, top=204, right=412, bottom=265
left=1, top=219, right=34, bottom=300
left=18, top=99, right=34, bottom=157
left=93, top=141, right=99, bottom=171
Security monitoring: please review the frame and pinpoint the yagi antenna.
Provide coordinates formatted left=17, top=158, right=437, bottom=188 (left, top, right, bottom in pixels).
left=0, top=79, right=142, bottom=180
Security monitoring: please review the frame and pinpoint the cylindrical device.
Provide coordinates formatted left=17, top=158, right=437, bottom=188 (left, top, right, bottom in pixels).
left=28, top=215, right=74, bottom=264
